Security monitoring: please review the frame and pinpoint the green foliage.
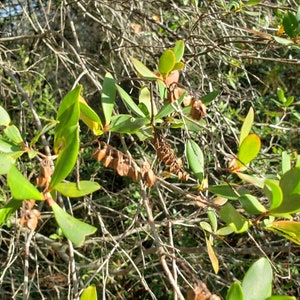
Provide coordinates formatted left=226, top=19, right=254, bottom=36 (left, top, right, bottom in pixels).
left=80, top=285, right=98, bottom=300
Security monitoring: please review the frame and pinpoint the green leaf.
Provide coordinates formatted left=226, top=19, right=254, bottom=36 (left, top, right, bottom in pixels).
left=270, top=167, right=300, bottom=214
left=239, top=194, right=266, bottom=214
left=80, top=285, right=98, bottom=300
left=0, top=137, right=23, bottom=153
left=281, top=151, right=291, bottom=174
left=7, top=165, right=43, bottom=200
left=244, top=0, right=261, bottom=6
left=0, top=106, right=11, bottom=126
left=201, top=90, right=220, bottom=105
left=172, top=62, right=184, bottom=71
left=139, top=86, right=157, bottom=117
left=54, top=181, right=100, bottom=198
left=265, top=220, right=300, bottom=245
left=217, top=226, right=234, bottom=236
left=116, top=84, right=146, bottom=118
left=236, top=172, right=265, bottom=188
left=4, top=125, right=24, bottom=145
left=158, top=49, right=176, bottom=75
left=208, top=208, right=218, bottom=232
left=186, top=139, right=204, bottom=181
left=209, top=184, right=248, bottom=200
left=264, top=179, right=283, bottom=211
left=226, top=282, right=244, bottom=300
left=219, top=203, right=250, bottom=233
left=50, top=199, right=97, bottom=246
left=267, top=296, right=296, bottom=300
left=200, top=221, right=212, bottom=233
left=273, top=36, right=294, bottom=45
left=109, top=115, right=149, bottom=134
left=79, top=98, right=103, bottom=135
left=0, top=199, right=22, bottom=226
left=0, top=153, right=16, bottom=174
left=283, top=12, right=298, bottom=38
left=239, top=107, right=254, bottom=146
left=242, top=258, right=272, bottom=300
left=51, top=86, right=81, bottom=189
left=30, top=121, right=57, bottom=146
left=101, top=72, right=116, bottom=126
left=131, top=57, right=158, bottom=79
left=172, top=40, right=185, bottom=63
left=237, top=134, right=261, bottom=168
left=155, top=91, right=185, bottom=120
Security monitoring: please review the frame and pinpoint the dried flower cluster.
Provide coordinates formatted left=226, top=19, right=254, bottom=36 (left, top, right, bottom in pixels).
left=20, top=199, right=41, bottom=230
left=93, top=141, right=156, bottom=187
left=152, top=130, right=189, bottom=181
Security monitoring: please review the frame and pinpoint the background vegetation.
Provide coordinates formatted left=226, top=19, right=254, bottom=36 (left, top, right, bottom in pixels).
left=0, top=0, right=299, bottom=299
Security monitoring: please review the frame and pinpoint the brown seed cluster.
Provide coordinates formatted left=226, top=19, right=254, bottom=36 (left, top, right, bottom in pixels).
left=152, top=130, right=189, bottom=181
left=20, top=199, right=41, bottom=231
left=93, top=141, right=156, bottom=187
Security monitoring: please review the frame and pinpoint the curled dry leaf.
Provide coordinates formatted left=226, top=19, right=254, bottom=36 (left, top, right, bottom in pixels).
left=93, top=141, right=156, bottom=187
left=36, top=158, right=53, bottom=188
left=190, top=98, right=207, bottom=120
left=152, top=130, right=189, bottom=181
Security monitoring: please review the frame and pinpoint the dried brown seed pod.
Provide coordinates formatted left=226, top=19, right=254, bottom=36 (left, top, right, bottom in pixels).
left=190, top=98, right=206, bottom=120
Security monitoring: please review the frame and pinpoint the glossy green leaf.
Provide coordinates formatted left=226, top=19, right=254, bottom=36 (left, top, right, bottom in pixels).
left=205, top=237, right=219, bottom=274
left=54, top=181, right=100, bottom=198
left=4, top=125, right=23, bottom=144
left=51, top=86, right=81, bottom=189
left=116, top=84, right=146, bottom=118
left=209, top=184, right=248, bottom=200
left=131, top=57, right=158, bottom=79
left=30, top=121, right=57, bottom=146
left=239, top=107, right=254, bottom=146
left=226, top=282, right=244, bottom=300
left=101, top=72, right=116, bottom=126
left=79, top=99, right=103, bottom=135
left=270, top=167, right=300, bottom=214
left=265, top=220, right=300, bottom=245
left=242, top=258, right=272, bottom=300
left=172, top=40, right=185, bottom=63
left=0, top=199, right=22, bottom=226
left=80, top=285, right=98, bottom=300
left=0, top=106, right=11, bottom=126
left=7, top=165, right=43, bottom=200
left=186, top=139, right=204, bottom=181
left=237, top=133, right=261, bottom=167
left=201, top=90, right=220, bottom=105
left=219, top=203, right=250, bottom=233
left=264, top=179, right=283, bottom=211
left=158, top=49, right=176, bottom=75
left=50, top=199, right=97, bottom=246
left=283, top=12, right=298, bottom=38
left=109, top=115, right=149, bottom=134
left=239, top=194, right=266, bottom=214
left=281, top=151, right=291, bottom=174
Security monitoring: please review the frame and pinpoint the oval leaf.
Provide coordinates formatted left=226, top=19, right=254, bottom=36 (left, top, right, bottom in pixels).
left=158, top=49, right=176, bottom=75
left=226, top=282, right=244, bottom=300
left=242, top=258, right=272, bottom=300
left=209, top=184, right=248, bottom=200
left=0, top=105, right=11, bottom=126
left=0, top=199, right=22, bottom=226
left=239, top=194, right=266, bottom=214
left=4, top=125, right=24, bottom=145
left=80, top=285, right=98, bottom=300
left=7, top=165, right=43, bottom=200
left=109, top=115, right=149, bottom=134
left=131, top=57, right=158, bottom=79
left=101, top=72, right=116, bottom=126
left=237, top=134, right=261, bottom=168
left=239, top=107, right=254, bottom=146
left=50, top=199, right=97, bottom=246
left=264, top=179, right=283, bottom=211
left=172, top=40, right=185, bottom=63
left=54, top=181, right=100, bottom=198
left=186, top=139, right=204, bottom=181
